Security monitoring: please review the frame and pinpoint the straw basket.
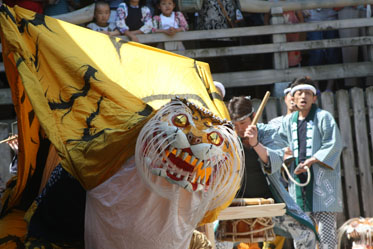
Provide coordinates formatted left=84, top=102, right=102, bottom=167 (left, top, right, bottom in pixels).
left=216, top=198, right=276, bottom=243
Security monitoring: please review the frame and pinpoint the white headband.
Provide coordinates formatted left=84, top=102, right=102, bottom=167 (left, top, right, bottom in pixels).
left=291, top=84, right=317, bottom=96
left=233, top=108, right=254, bottom=122
left=283, top=88, right=291, bottom=95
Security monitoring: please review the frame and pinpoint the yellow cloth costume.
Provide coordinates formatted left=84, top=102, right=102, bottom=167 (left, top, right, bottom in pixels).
left=0, top=4, right=236, bottom=248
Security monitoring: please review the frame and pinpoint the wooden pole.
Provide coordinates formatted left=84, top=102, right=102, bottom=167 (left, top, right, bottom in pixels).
left=251, top=91, right=270, bottom=125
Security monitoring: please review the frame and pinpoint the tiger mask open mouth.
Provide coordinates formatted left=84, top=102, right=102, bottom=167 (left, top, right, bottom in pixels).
left=135, top=97, right=244, bottom=195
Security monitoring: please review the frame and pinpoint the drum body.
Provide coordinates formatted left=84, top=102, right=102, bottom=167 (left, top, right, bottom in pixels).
left=216, top=198, right=276, bottom=243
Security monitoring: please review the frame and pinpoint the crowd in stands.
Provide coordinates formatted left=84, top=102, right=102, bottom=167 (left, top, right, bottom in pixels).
left=2, top=0, right=372, bottom=92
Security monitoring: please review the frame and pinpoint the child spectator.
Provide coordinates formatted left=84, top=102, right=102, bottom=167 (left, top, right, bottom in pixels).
left=152, top=0, right=188, bottom=35
left=116, top=0, right=152, bottom=42
left=151, top=0, right=188, bottom=50
left=87, top=1, right=119, bottom=35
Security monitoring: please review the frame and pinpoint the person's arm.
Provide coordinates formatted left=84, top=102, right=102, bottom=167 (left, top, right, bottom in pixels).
left=6, top=135, right=18, bottom=155
left=124, top=30, right=140, bottom=42
left=139, top=6, right=153, bottom=34
left=308, top=111, right=343, bottom=170
left=244, top=125, right=269, bottom=164
left=106, top=23, right=121, bottom=36
left=130, top=30, right=144, bottom=35
left=256, top=121, right=292, bottom=174
left=243, top=124, right=286, bottom=175
left=153, top=28, right=175, bottom=35
left=116, top=3, right=130, bottom=34
left=108, top=29, right=121, bottom=36
left=151, top=15, right=176, bottom=35
left=294, top=156, right=319, bottom=174
left=175, top=11, right=188, bottom=31
left=152, top=16, right=160, bottom=33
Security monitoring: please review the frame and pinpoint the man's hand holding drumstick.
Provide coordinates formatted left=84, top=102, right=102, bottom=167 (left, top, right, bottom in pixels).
left=7, top=135, right=19, bottom=155
left=242, top=91, right=271, bottom=164
left=1, top=135, right=19, bottom=155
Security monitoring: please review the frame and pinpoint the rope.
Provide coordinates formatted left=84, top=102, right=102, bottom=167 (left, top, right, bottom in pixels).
left=281, top=163, right=310, bottom=187
left=223, top=217, right=275, bottom=242
left=217, top=199, right=276, bottom=243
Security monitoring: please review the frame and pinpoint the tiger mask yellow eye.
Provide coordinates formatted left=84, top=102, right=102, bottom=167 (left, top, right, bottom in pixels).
left=207, top=131, right=223, bottom=146
left=172, top=114, right=189, bottom=127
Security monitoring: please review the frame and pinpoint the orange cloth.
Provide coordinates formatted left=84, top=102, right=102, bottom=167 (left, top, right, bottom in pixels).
left=38, top=145, right=61, bottom=194
left=237, top=243, right=261, bottom=249
left=0, top=209, right=27, bottom=248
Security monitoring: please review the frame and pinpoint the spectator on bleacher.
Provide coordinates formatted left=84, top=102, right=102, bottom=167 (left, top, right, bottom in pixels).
left=303, top=8, right=341, bottom=92
left=44, top=0, right=80, bottom=16
left=192, top=0, right=244, bottom=73
left=116, top=0, right=152, bottom=42
left=196, top=0, right=242, bottom=30
left=152, top=0, right=188, bottom=50
left=264, top=2, right=304, bottom=67
left=87, top=1, right=119, bottom=35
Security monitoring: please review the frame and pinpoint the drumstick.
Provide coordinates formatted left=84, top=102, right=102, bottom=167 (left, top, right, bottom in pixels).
left=0, top=136, right=18, bottom=144
left=251, top=91, right=270, bottom=125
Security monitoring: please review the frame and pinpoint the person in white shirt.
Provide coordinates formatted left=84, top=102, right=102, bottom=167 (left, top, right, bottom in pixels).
left=152, top=0, right=188, bottom=50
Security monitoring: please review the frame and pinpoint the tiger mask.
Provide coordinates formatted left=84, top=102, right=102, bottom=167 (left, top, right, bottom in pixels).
left=135, top=97, right=244, bottom=209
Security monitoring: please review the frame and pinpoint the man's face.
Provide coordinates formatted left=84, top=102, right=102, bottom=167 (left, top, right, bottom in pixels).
left=293, top=89, right=317, bottom=111
left=233, top=116, right=252, bottom=138
left=284, top=93, right=297, bottom=112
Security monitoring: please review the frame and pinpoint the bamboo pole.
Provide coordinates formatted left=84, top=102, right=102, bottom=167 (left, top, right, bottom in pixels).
left=0, top=136, right=17, bottom=144
left=239, top=0, right=373, bottom=13
left=251, top=91, right=270, bottom=125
